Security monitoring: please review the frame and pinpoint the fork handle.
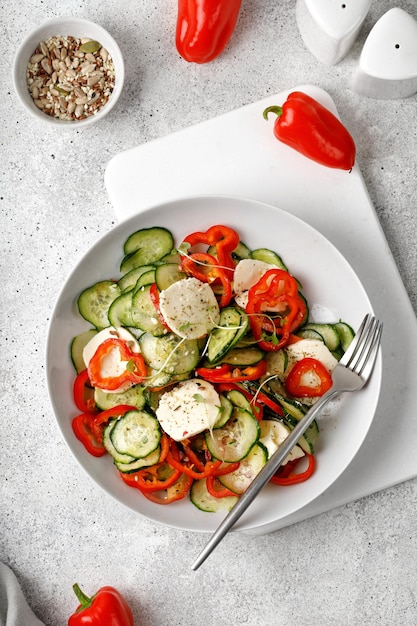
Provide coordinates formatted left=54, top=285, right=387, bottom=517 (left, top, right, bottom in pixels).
left=191, top=387, right=341, bottom=571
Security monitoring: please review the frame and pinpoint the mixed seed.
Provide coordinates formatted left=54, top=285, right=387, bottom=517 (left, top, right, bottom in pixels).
left=26, top=35, right=115, bottom=121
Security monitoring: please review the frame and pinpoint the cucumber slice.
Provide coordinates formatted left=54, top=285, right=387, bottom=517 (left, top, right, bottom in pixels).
left=219, top=346, right=264, bottom=366
left=110, top=410, right=161, bottom=458
left=115, top=447, right=161, bottom=473
left=77, top=281, right=121, bottom=330
left=218, top=443, right=267, bottom=494
left=232, top=241, right=251, bottom=260
left=70, top=329, right=97, bottom=373
left=117, top=265, right=155, bottom=293
left=108, top=291, right=134, bottom=328
left=94, top=384, right=146, bottom=411
left=226, top=389, right=252, bottom=411
left=103, top=420, right=137, bottom=464
left=132, top=269, right=156, bottom=294
left=207, top=307, right=249, bottom=364
left=121, top=227, right=174, bottom=272
left=213, top=393, right=233, bottom=428
left=296, top=328, right=325, bottom=342
left=190, top=478, right=238, bottom=512
left=265, top=349, right=288, bottom=381
left=301, top=323, right=340, bottom=351
left=334, top=322, right=355, bottom=352
left=206, top=407, right=260, bottom=462
left=251, top=248, right=288, bottom=271
left=139, top=332, right=199, bottom=375
left=155, top=263, right=186, bottom=291
left=131, top=285, right=167, bottom=336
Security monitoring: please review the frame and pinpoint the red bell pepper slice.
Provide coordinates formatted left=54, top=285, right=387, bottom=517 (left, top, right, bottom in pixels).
left=263, top=91, right=356, bottom=171
left=285, top=357, right=333, bottom=398
left=140, top=472, right=193, bottom=505
left=217, top=382, right=264, bottom=421
left=88, top=338, right=147, bottom=391
left=181, top=252, right=232, bottom=307
left=73, top=369, right=98, bottom=414
left=196, top=360, right=267, bottom=384
left=149, top=282, right=172, bottom=330
left=270, top=453, right=316, bottom=486
left=206, top=475, right=237, bottom=498
left=72, top=413, right=106, bottom=457
left=166, top=440, right=223, bottom=480
left=246, top=269, right=301, bottom=351
left=121, top=462, right=183, bottom=493
left=92, top=404, right=138, bottom=441
left=69, top=583, right=134, bottom=626
left=182, top=224, right=239, bottom=276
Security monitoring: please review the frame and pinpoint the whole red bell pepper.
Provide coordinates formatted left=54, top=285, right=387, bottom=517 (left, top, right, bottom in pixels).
left=176, top=0, right=242, bottom=64
left=263, top=91, right=356, bottom=170
left=68, top=583, right=134, bottom=626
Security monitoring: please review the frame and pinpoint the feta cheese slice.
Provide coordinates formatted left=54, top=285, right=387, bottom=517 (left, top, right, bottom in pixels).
left=159, top=277, right=220, bottom=339
left=156, top=379, right=221, bottom=441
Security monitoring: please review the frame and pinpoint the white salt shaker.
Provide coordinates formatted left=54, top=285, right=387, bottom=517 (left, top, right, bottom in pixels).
left=296, top=0, right=372, bottom=65
left=352, top=7, right=417, bottom=100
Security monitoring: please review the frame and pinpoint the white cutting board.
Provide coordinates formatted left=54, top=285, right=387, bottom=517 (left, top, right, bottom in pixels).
left=105, top=85, right=417, bottom=535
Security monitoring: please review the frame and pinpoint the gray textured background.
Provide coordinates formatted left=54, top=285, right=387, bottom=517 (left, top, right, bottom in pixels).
left=1, top=1, right=417, bottom=624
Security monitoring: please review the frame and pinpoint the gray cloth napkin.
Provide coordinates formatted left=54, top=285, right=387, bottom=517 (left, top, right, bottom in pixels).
left=0, top=563, right=45, bottom=626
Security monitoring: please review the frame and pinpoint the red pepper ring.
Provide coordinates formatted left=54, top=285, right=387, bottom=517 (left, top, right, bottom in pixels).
left=167, top=440, right=222, bottom=479
left=72, top=413, right=106, bottom=457
left=182, top=224, right=239, bottom=276
left=196, top=360, right=267, bottom=384
left=92, top=404, right=138, bottom=442
left=285, top=357, right=333, bottom=398
left=181, top=252, right=232, bottom=308
left=149, top=282, right=172, bottom=331
left=140, top=472, right=193, bottom=505
left=206, top=475, right=237, bottom=498
left=263, top=91, right=356, bottom=171
left=270, top=453, right=316, bottom=486
left=88, top=338, right=147, bottom=391
left=73, top=369, right=98, bottom=414
left=120, top=462, right=183, bottom=493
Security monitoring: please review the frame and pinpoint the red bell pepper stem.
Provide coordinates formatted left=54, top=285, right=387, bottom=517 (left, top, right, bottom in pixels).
left=263, top=91, right=356, bottom=171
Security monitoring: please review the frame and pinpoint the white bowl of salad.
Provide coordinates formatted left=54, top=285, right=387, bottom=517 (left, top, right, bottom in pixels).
left=46, top=195, right=381, bottom=533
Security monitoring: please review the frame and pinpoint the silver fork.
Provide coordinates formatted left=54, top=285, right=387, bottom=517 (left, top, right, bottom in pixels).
left=192, top=313, right=383, bottom=570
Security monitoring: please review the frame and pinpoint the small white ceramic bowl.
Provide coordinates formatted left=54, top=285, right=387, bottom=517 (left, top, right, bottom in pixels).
left=13, top=17, right=125, bottom=128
